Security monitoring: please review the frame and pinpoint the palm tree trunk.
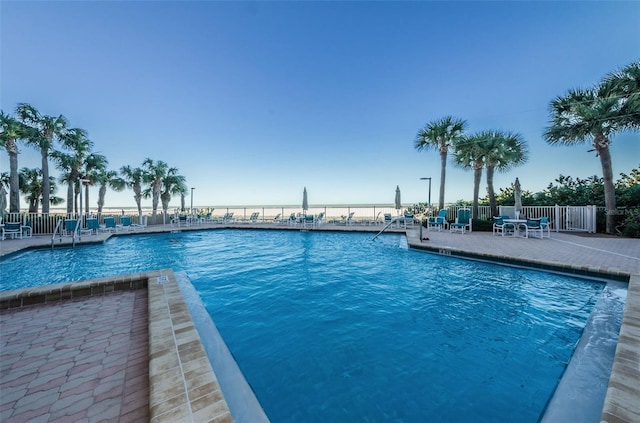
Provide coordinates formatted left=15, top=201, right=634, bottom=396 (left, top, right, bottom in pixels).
left=486, top=165, right=497, bottom=217
left=439, top=151, right=447, bottom=211
left=66, top=181, right=74, bottom=214
left=596, top=141, right=617, bottom=234
left=84, top=184, right=90, bottom=216
left=98, top=185, right=106, bottom=214
left=8, top=146, right=20, bottom=213
left=473, top=166, right=482, bottom=219
left=41, top=150, right=50, bottom=214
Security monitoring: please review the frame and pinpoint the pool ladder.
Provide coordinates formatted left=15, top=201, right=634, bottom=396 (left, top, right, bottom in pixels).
left=51, top=219, right=80, bottom=249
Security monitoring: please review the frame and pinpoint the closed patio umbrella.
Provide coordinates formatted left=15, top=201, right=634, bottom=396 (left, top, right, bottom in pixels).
left=302, top=187, right=308, bottom=214
left=395, top=185, right=401, bottom=214
left=514, top=177, right=522, bottom=218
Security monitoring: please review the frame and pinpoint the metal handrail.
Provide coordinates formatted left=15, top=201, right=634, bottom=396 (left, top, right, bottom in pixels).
left=51, top=219, right=63, bottom=249
left=372, top=218, right=398, bottom=241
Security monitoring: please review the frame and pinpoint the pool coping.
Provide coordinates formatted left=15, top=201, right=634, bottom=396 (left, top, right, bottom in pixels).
left=0, top=270, right=234, bottom=423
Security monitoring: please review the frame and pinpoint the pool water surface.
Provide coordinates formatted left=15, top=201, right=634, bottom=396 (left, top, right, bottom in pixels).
left=0, top=230, right=605, bottom=422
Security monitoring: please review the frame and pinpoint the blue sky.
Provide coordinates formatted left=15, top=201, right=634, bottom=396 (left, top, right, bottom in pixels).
left=1, top=1, right=638, bottom=209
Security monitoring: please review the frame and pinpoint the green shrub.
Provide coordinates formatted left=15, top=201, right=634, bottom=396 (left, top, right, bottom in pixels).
left=472, top=219, right=493, bottom=232
left=620, top=210, right=640, bottom=238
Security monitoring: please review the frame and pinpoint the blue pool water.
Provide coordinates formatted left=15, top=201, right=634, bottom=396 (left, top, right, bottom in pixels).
left=1, top=230, right=604, bottom=422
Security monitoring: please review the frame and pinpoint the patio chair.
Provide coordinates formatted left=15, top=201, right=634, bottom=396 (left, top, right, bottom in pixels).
left=2, top=222, right=22, bottom=240
left=120, top=216, right=135, bottom=231
left=80, top=218, right=100, bottom=235
left=383, top=213, right=393, bottom=226
left=403, top=212, right=415, bottom=229
left=100, top=217, right=118, bottom=233
left=525, top=217, right=551, bottom=239
left=21, top=221, right=33, bottom=238
left=248, top=212, right=260, bottom=223
left=315, top=212, right=325, bottom=226
left=222, top=212, right=235, bottom=223
left=272, top=213, right=282, bottom=223
left=427, top=209, right=448, bottom=232
left=64, top=219, right=79, bottom=237
left=450, top=208, right=472, bottom=234
left=492, top=215, right=513, bottom=236
left=346, top=212, right=355, bottom=226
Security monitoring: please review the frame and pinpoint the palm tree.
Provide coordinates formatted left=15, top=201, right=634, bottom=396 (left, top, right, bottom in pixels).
left=92, top=169, right=125, bottom=215
left=50, top=128, right=92, bottom=214
left=482, top=131, right=528, bottom=217
left=544, top=62, right=639, bottom=234
left=142, top=158, right=169, bottom=219
left=601, top=61, right=640, bottom=127
left=0, top=111, right=28, bottom=213
left=160, top=168, right=187, bottom=218
left=120, top=165, right=145, bottom=218
left=81, top=153, right=108, bottom=215
left=453, top=132, right=490, bottom=218
left=414, top=116, right=467, bottom=211
left=19, top=167, right=63, bottom=213
left=15, top=104, right=68, bottom=214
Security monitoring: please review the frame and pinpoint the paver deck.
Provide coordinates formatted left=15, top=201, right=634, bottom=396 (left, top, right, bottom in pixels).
left=1, top=223, right=638, bottom=422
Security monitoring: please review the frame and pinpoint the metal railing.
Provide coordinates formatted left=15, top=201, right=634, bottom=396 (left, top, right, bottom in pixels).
left=1, top=204, right=601, bottom=235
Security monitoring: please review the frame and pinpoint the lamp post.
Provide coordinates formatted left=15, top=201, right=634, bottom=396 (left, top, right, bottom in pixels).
left=190, top=187, right=195, bottom=216
left=420, top=177, right=432, bottom=216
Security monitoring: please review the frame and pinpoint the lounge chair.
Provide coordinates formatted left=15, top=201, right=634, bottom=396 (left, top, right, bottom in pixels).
left=492, top=215, right=513, bottom=236
left=248, top=212, right=260, bottom=223
left=132, top=215, right=147, bottom=229
left=100, top=217, right=117, bottom=233
left=120, top=216, right=135, bottom=231
left=450, top=208, right=472, bottom=234
left=346, top=212, right=355, bottom=226
left=525, top=217, right=551, bottom=239
left=272, top=213, right=282, bottom=223
left=2, top=222, right=22, bottom=240
left=220, top=212, right=234, bottom=223
left=287, top=213, right=298, bottom=226
left=64, top=219, right=79, bottom=237
left=427, top=209, right=448, bottom=232
left=80, top=218, right=100, bottom=235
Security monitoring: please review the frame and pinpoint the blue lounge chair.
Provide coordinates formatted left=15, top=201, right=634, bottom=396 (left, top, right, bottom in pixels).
left=427, top=209, right=448, bottom=232
left=120, top=216, right=134, bottom=231
left=80, top=218, right=100, bottom=235
left=63, top=219, right=80, bottom=237
left=450, top=209, right=472, bottom=234
left=100, top=217, right=117, bottom=233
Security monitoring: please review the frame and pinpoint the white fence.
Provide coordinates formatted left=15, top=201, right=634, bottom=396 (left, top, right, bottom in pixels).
left=497, top=205, right=598, bottom=233
left=1, top=204, right=599, bottom=235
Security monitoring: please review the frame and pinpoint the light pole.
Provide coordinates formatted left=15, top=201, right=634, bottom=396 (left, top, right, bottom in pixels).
left=190, top=187, right=195, bottom=216
left=420, top=177, right=432, bottom=216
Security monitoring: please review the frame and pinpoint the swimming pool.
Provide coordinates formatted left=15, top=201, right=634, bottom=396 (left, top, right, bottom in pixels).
left=1, top=230, right=606, bottom=422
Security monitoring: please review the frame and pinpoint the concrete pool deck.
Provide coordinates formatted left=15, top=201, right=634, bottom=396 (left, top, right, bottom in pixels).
left=0, top=223, right=638, bottom=422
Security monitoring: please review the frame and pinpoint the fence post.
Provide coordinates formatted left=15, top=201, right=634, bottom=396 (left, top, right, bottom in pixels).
left=555, top=204, right=560, bottom=232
